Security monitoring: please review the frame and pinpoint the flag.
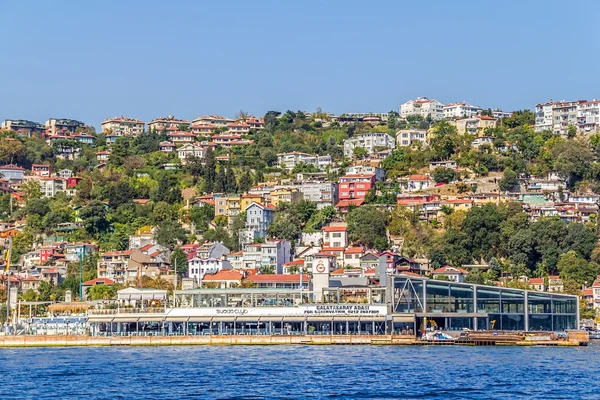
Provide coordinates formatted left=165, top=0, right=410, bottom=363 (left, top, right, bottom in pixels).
left=4, top=247, right=9, bottom=273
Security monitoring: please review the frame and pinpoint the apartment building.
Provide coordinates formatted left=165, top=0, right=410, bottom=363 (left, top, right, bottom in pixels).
left=396, top=129, right=428, bottom=147
left=535, top=100, right=580, bottom=135
left=188, top=257, right=232, bottom=284
left=491, top=109, right=513, bottom=119
left=241, top=239, right=292, bottom=273
left=214, top=194, right=242, bottom=224
left=32, top=164, right=52, bottom=177
left=227, top=122, right=250, bottom=135
left=577, top=100, right=600, bottom=133
left=192, top=115, right=234, bottom=127
left=338, top=173, right=376, bottom=201
left=45, top=118, right=85, bottom=136
left=1, top=119, right=45, bottom=137
left=277, top=152, right=332, bottom=170
left=240, top=202, right=276, bottom=245
left=322, top=224, right=348, bottom=248
left=443, top=102, right=482, bottom=119
left=177, top=143, right=206, bottom=164
left=343, top=132, right=396, bottom=157
left=190, top=123, right=217, bottom=136
left=168, top=131, right=196, bottom=144
left=270, top=188, right=302, bottom=207
left=399, top=97, right=445, bottom=120
left=101, top=116, right=145, bottom=136
left=97, top=250, right=134, bottom=284
left=295, top=181, right=338, bottom=209
left=450, top=115, right=497, bottom=136
left=147, top=115, right=190, bottom=132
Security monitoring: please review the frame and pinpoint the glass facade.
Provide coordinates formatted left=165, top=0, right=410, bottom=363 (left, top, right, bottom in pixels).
left=392, top=276, right=579, bottom=332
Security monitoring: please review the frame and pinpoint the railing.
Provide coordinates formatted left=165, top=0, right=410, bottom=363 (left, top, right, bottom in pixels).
left=88, top=307, right=166, bottom=315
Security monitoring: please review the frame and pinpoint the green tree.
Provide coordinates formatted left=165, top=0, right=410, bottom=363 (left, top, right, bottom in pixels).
left=79, top=201, right=110, bottom=237
left=499, top=168, right=518, bottom=191
left=21, top=180, right=42, bottom=199
left=238, top=170, right=253, bottom=193
left=346, top=206, right=387, bottom=248
left=353, top=147, right=368, bottom=158
left=170, top=246, right=188, bottom=277
left=154, top=221, right=187, bottom=249
left=203, top=148, right=216, bottom=193
left=431, top=167, right=457, bottom=184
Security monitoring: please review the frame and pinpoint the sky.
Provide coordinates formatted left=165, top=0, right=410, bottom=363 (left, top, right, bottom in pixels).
left=1, top=0, right=600, bottom=129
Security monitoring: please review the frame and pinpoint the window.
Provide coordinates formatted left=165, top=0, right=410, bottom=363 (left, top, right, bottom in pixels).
left=332, top=233, right=342, bottom=238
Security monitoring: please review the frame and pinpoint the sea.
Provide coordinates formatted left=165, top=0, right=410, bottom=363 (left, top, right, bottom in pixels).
left=0, top=344, right=598, bottom=399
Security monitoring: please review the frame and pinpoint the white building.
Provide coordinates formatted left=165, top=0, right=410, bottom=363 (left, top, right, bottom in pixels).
left=491, top=109, right=513, bottom=119
left=294, top=181, right=338, bottom=209
left=178, top=143, right=207, bottom=164
left=277, top=152, right=332, bottom=170
left=396, top=129, right=428, bottom=147
left=535, top=100, right=580, bottom=135
left=241, top=239, right=292, bottom=273
left=399, top=97, right=445, bottom=120
left=188, top=257, right=232, bottom=284
left=343, top=132, right=396, bottom=157
left=577, top=100, right=600, bottom=133
left=101, top=117, right=145, bottom=136
left=443, top=102, right=482, bottom=119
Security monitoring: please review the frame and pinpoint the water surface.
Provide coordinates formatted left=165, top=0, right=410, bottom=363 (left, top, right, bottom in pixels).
left=1, top=344, right=597, bottom=399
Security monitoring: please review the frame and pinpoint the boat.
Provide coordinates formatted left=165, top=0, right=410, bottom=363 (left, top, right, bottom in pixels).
left=420, top=331, right=455, bottom=342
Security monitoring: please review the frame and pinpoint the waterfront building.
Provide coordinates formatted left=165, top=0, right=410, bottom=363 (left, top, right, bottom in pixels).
left=101, top=117, right=145, bottom=136
left=343, top=132, right=396, bottom=157
left=188, top=257, right=232, bottom=284
left=400, top=97, right=445, bottom=120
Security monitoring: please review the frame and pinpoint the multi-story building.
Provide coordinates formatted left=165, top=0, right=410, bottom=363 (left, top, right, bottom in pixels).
left=64, top=243, right=96, bottom=262
left=101, top=116, right=145, bottom=136
left=396, top=129, right=428, bottom=147
left=192, top=115, right=234, bottom=127
left=338, top=173, right=376, bottom=201
left=188, top=257, right=232, bottom=284
left=147, top=115, right=190, bottom=132
left=189, top=123, right=217, bottom=136
left=270, top=188, right=302, bottom=207
left=345, top=165, right=385, bottom=181
left=211, top=134, right=253, bottom=147
left=491, top=109, right=513, bottom=119
left=45, top=118, right=85, bottom=136
left=241, top=239, right=292, bottom=273
left=227, top=122, right=250, bottom=135
left=399, top=97, right=445, bottom=120
left=277, top=152, right=332, bottom=170
left=0, top=164, right=25, bottom=184
left=97, top=250, right=134, bottom=284
left=535, top=100, right=581, bottom=135
left=214, top=194, right=242, bottom=224
left=240, top=202, right=276, bottom=245
left=343, top=132, right=396, bottom=157
left=295, top=181, right=338, bottom=209
left=577, top=100, right=600, bottom=133
left=1, top=120, right=45, bottom=137
left=168, top=131, right=196, bottom=144
left=245, top=274, right=310, bottom=289
left=159, top=141, right=175, bottom=153
left=31, top=164, right=52, bottom=177
left=177, top=143, right=206, bottom=164
left=450, top=115, right=497, bottom=136
left=443, top=102, right=482, bottom=119
left=322, top=224, right=348, bottom=248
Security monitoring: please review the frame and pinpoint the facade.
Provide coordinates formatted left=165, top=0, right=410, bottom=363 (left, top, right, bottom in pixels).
left=148, top=115, right=190, bottom=132
left=338, top=173, right=375, bottom=201
left=451, top=115, right=497, bottom=136
left=192, top=115, right=234, bottom=127
left=396, top=129, right=428, bottom=147
left=432, top=266, right=468, bottom=282
left=0, top=164, right=25, bottom=183
left=177, top=143, right=207, bottom=163
left=101, top=117, right=145, bottom=136
left=32, top=164, right=52, bottom=177
left=1, top=119, right=45, bottom=137
left=168, top=131, right=196, bottom=144
left=244, top=202, right=276, bottom=241
left=491, top=109, right=513, bottom=119
left=322, top=224, right=348, bottom=248
left=241, top=240, right=292, bottom=273
left=270, top=188, right=302, bottom=207
left=443, top=102, right=482, bottom=119
left=45, top=118, right=85, bottom=136
left=400, top=97, right=445, bottom=120
left=343, top=132, right=396, bottom=157
left=295, top=181, right=338, bottom=209
left=277, top=152, right=332, bottom=170
left=577, top=100, right=600, bottom=133
left=246, top=274, right=310, bottom=289
left=188, top=258, right=232, bottom=284
left=535, top=100, right=581, bottom=135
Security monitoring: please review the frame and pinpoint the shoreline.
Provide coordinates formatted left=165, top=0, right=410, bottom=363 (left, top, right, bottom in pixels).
left=0, top=334, right=588, bottom=348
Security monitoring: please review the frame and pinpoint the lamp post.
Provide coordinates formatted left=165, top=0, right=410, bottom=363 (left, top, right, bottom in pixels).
left=79, top=252, right=83, bottom=301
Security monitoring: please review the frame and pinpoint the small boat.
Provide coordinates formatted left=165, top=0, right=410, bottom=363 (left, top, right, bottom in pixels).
left=421, top=331, right=455, bottom=342
left=589, top=332, right=600, bottom=340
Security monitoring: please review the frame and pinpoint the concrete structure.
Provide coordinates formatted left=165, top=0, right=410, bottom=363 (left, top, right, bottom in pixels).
left=270, top=188, right=302, bottom=207
left=343, top=132, right=396, bottom=157
left=400, top=97, right=445, bottom=120
left=242, top=202, right=276, bottom=242
left=241, top=240, right=292, bottom=273
left=277, top=152, right=332, bottom=170
left=188, top=258, right=232, bottom=284
left=148, top=115, right=190, bottom=132
left=45, top=118, right=85, bottom=136
left=101, top=117, right=145, bottom=136
left=535, top=100, right=580, bottom=136
left=443, top=102, right=482, bottom=119
left=1, top=120, right=45, bottom=137
left=451, top=115, right=497, bottom=136
left=432, top=266, right=468, bottom=282
left=192, top=115, right=234, bottom=127
left=396, top=129, right=428, bottom=147
left=0, top=164, right=25, bottom=183
left=338, top=173, right=375, bottom=202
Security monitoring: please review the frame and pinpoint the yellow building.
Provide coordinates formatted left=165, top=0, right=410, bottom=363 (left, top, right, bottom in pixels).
left=441, top=199, right=474, bottom=211
left=241, top=193, right=266, bottom=211
left=214, top=195, right=242, bottom=224
left=450, top=115, right=497, bottom=136
left=270, top=188, right=302, bottom=207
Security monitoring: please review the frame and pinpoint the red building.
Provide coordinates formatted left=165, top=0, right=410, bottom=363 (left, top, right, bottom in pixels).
left=338, top=173, right=375, bottom=201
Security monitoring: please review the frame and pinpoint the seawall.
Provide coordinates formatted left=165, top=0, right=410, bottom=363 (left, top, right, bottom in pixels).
left=0, top=334, right=588, bottom=347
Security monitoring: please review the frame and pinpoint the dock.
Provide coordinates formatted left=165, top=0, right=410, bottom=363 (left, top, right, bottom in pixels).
left=0, top=331, right=588, bottom=347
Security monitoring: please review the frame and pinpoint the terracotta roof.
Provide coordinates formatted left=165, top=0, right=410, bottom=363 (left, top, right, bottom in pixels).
left=336, top=199, right=365, bottom=208
left=22, top=276, right=39, bottom=282
left=432, top=266, right=468, bottom=275
left=582, top=288, right=593, bottom=296
left=408, top=174, right=430, bottom=181
left=82, top=278, right=115, bottom=285
left=322, top=247, right=345, bottom=252
left=283, top=259, right=304, bottom=267
left=246, top=274, right=310, bottom=283
left=314, top=252, right=338, bottom=257
left=202, top=270, right=243, bottom=281
left=228, top=251, right=243, bottom=257
left=529, top=278, right=544, bottom=284
left=101, top=250, right=134, bottom=256
left=139, top=244, right=154, bottom=251
left=344, top=247, right=364, bottom=254
left=322, top=225, right=347, bottom=232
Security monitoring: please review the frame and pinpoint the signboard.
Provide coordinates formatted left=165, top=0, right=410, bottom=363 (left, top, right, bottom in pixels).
left=313, top=257, right=330, bottom=274
left=166, top=305, right=387, bottom=318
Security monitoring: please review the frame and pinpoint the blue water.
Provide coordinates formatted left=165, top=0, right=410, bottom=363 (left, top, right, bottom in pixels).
left=1, top=344, right=598, bottom=399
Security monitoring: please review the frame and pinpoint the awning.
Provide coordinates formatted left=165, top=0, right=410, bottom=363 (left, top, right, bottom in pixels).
left=305, top=316, right=334, bottom=322
left=88, top=317, right=114, bottom=323
left=138, top=316, right=165, bottom=322
left=392, top=315, right=416, bottom=323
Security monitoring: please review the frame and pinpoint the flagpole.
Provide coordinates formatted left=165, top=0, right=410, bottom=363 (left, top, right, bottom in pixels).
left=5, top=237, right=12, bottom=335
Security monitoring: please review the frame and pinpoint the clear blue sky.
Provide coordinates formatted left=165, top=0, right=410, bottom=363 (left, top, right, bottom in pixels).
left=1, top=0, right=599, bottom=129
